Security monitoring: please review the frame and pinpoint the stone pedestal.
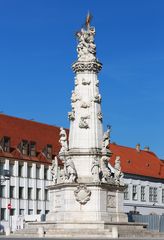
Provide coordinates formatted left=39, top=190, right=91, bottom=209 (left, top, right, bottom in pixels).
left=46, top=182, right=128, bottom=228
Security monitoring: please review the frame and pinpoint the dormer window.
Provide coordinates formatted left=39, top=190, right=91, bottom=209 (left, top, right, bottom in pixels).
left=43, top=144, right=52, bottom=159
left=29, top=141, right=36, bottom=157
left=0, top=136, right=10, bottom=152
left=20, top=140, right=29, bottom=155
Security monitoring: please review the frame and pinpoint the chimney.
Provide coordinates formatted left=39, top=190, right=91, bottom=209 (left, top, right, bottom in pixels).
left=136, top=143, right=140, bottom=152
left=144, top=146, right=150, bottom=152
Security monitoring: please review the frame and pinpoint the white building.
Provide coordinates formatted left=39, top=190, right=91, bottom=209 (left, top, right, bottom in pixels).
left=0, top=113, right=164, bottom=233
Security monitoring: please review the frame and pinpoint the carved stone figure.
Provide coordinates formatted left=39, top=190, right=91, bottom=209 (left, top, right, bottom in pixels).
left=64, top=156, right=77, bottom=183
left=74, top=185, right=91, bottom=205
left=51, top=156, right=58, bottom=184
left=97, top=112, right=103, bottom=121
left=93, top=93, right=101, bottom=103
left=80, top=101, right=90, bottom=108
left=82, top=78, right=91, bottom=85
left=91, top=157, right=100, bottom=182
left=76, top=16, right=96, bottom=62
left=58, top=169, right=65, bottom=183
left=59, top=127, right=68, bottom=153
left=100, top=156, right=112, bottom=183
left=68, top=111, right=75, bottom=121
left=102, top=126, right=111, bottom=152
left=114, top=156, right=124, bottom=185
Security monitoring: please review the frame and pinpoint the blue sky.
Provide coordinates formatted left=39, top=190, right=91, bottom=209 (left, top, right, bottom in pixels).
left=0, top=0, right=163, bottom=159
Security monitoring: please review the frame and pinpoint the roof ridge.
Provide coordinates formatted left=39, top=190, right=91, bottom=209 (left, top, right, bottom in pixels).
left=0, top=113, right=62, bottom=129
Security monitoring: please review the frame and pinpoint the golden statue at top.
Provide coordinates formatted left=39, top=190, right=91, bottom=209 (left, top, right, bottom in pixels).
left=85, top=12, right=92, bottom=30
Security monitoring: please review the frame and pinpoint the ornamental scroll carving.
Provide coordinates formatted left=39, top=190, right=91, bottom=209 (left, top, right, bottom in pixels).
left=74, top=185, right=91, bottom=205
left=79, top=115, right=90, bottom=129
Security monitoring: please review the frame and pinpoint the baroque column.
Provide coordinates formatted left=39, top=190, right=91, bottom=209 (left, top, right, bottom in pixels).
left=47, top=14, right=127, bottom=227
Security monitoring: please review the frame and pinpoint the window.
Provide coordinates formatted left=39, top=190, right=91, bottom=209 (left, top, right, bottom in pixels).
left=45, top=210, right=49, bottom=215
left=1, top=208, right=6, bottom=220
left=28, top=209, right=33, bottom=215
left=29, top=142, right=36, bottom=157
left=45, top=189, right=49, bottom=201
left=141, top=186, right=145, bottom=201
left=9, top=163, right=14, bottom=176
left=19, top=209, right=24, bottom=215
left=47, top=145, right=52, bottom=159
left=21, top=140, right=29, bottom=155
left=10, top=186, right=15, bottom=199
left=18, top=164, right=24, bottom=177
left=132, top=185, right=137, bottom=200
left=28, top=188, right=33, bottom=200
left=37, top=209, right=41, bottom=214
left=27, top=165, right=32, bottom=178
left=10, top=209, right=15, bottom=216
left=162, top=189, right=164, bottom=203
left=36, top=166, right=40, bottom=179
left=43, top=144, right=52, bottom=159
left=154, top=188, right=158, bottom=202
left=0, top=136, right=10, bottom=152
left=0, top=162, right=4, bottom=175
left=36, top=188, right=41, bottom=200
left=124, top=185, right=129, bottom=200
left=44, top=167, right=48, bottom=180
left=149, top=187, right=158, bottom=202
left=0, top=185, right=5, bottom=198
left=19, top=187, right=24, bottom=199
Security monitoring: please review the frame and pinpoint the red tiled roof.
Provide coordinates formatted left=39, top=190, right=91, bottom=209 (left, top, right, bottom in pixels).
left=0, top=114, right=163, bottom=179
left=0, top=114, right=62, bottom=164
left=110, top=144, right=164, bottom=179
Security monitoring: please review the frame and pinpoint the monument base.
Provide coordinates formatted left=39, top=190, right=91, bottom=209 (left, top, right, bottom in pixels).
left=46, top=182, right=128, bottom=225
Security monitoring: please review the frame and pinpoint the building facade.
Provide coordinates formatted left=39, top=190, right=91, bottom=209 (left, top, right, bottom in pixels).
left=0, top=114, right=164, bottom=232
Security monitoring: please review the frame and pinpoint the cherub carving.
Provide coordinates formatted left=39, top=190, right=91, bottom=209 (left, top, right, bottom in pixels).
left=68, top=111, right=75, bottom=121
left=93, top=93, right=101, bottom=103
left=97, top=112, right=103, bottom=121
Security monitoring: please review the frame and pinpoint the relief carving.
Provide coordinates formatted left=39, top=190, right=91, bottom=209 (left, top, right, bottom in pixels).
left=79, top=115, right=90, bottom=129
left=93, top=93, right=101, bottom=103
left=74, top=185, right=91, bottom=205
left=68, top=111, right=75, bottom=121
left=82, top=78, right=91, bottom=85
left=97, top=112, right=103, bottom=121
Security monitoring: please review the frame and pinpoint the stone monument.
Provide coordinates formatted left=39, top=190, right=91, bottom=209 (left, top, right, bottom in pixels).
left=46, top=13, right=127, bottom=230
left=13, top=14, right=159, bottom=239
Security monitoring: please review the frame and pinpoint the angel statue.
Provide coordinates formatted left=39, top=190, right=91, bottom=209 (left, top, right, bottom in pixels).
left=102, top=125, right=111, bottom=152
left=59, top=127, right=68, bottom=154
left=51, top=156, right=58, bottom=184
left=100, top=156, right=114, bottom=183
left=114, top=156, right=124, bottom=185
left=64, top=156, right=77, bottom=183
